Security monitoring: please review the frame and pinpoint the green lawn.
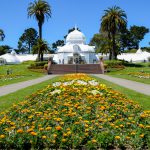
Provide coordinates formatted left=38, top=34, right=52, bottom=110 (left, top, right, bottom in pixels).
left=92, top=75, right=150, bottom=110
left=0, top=74, right=149, bottom=113
left=0, top=61, right=45, bottom=86
left=106, top=63, right=150, bottom=84
left=0, top=76, right=61, bottom=112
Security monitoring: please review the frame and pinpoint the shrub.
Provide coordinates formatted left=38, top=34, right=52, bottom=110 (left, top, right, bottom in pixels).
left=28, top=61, right=47, bottom=69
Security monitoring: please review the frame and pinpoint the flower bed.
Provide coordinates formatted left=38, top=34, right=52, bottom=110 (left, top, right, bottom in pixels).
left=128, top=72, right=150, bottom=79
left=0, top=74, right=25, bottom=81
left=0, top=74, right=149, bottom=149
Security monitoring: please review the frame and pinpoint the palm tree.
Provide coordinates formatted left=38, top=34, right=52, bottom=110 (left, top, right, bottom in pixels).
left=27, top=0, right=51, bottom=61
left=101, top=6, right=127, bottom=59
left=32, top=39, right=50, bottom=61
left=0, top=29, right=5, bottom=41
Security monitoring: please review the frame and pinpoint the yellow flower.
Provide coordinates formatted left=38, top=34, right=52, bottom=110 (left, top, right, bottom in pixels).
left=63, top=133, right=68, bottom=137
left=0, top=135, right=5, bottom=138
left=139, top=124, right=144, bottom=128
left=67, top=131, right=71, bottom=135
left=46, top=127, right=52, bottom=130
left=140, top=134, right=144, bottom=138
left=115, top=136, right=121, bottom=140
left=131, top=132, right=136, bottom=135
left=27, top=128, right=33, bottom=132
left=42, top=135, right=47, bottom=139
left=62, top=138, right=67, bottom=142
left=53, top=134, right=57, bottom=138
left=39, top=128, right=44, bottom=131
left=92, top=139, right=97, bottom=143
left=119, top=124, right=124, bottom=128
left=126, top=136, right=130, bottom=140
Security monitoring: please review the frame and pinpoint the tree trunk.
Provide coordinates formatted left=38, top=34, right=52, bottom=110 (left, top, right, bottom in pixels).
left=112, top=33, right=117, bottom=60
left=108, top=32, right=112, bottom=60
left=28, top=42, right=31, bottom=54
left=38, top=22, right=43, bottom=61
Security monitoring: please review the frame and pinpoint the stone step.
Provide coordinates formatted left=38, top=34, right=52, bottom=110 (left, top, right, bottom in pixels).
left=48, top=64, right=102, bottom=74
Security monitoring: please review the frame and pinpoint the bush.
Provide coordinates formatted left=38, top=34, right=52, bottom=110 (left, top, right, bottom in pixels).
left=104, top=60, right=125, bottom=72
left=28, top=61, right=47, bottom=69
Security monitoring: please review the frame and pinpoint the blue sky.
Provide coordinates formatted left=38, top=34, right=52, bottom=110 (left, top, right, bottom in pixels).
left=0, top=0, right=150, bottom=49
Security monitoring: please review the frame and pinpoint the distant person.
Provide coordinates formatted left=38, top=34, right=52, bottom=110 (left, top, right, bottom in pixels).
left=47, top=58, right=52, bottom=75
left=99, top=57, right=105, bottom=74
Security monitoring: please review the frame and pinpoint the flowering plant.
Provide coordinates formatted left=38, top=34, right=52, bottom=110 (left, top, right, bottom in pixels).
left=0, top=73, right=149, bottom=149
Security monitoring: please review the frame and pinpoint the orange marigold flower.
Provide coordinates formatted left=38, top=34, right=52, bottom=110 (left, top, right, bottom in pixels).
left=17, top=129, right=23, bottom=133
left=55, top=126, right=62, bottom=131
left=30, top=131, right=37, bottom=136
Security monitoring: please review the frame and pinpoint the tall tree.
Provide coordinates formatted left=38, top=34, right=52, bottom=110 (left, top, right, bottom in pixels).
left=32, top=39, right=50, bottom=61
left=52, top=40, right=65, bottom=51
left=27, top=0, right=52, bottom=60
left=120, top=26, right=149, bottom=50
left=90, top=33, right=111, bottom=54
left=0, top=29, right=5, bottom=41
left=101, top=6, right=127, bottom=59
left=129, top=25, right=149, bottom=49
left=18, top=28, right=38, bottom=54
left=0, top=45, right=11, bottom=55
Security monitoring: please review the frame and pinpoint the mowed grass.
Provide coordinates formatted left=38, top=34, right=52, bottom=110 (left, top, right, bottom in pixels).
left=0, top=74, right=149, bottom=113
left=92, top=75, right=150, bottom=110
left=0, top=61, right=45, bottom=86
left=106, top=63, right=150, bottom=84
left=0, top=76, right=61, bottom=112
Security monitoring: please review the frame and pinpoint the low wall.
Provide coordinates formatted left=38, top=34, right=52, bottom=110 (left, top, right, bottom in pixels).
left=48, top=64, right=102, bottom=74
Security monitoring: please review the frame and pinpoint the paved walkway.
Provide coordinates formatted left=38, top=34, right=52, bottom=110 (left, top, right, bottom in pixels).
left=0, top=75, right=58, bottom=97
left=93, top=74, right=150, bottom=96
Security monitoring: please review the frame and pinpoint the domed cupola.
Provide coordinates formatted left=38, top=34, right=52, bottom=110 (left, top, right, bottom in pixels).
left=66, top=28, right=86, bottom=45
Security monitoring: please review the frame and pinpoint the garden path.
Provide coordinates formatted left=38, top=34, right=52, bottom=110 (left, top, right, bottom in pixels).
left=93, top=74, right=150, bottom=96
left=0, top=75, right=58, bottom=97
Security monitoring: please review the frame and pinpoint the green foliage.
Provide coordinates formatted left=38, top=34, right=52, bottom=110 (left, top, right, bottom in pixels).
left=130, top=25, right=149, bottom=49
left=28, top=61, right=47, bottom=69
left=32, top=39, right=50, bottom=61
left=18, top=28, right=38, bottom=54
left=0, top=29, right=5, bottom=41
left=120, top=26, right=149, bottom=50
left=90, top=33, right=110, bottom=54
left=0, top=45, right=12, bottom=55
left=100, top=6, right=127, bottom=59
left=52, top=40, right=64, bottom=51
left=27, top=0, right=52, bottom=39
left=105, top=60, right=124, bottom=68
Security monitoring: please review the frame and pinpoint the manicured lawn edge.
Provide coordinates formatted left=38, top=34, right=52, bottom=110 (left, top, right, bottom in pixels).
left=91, top=75, right=150, bottom=110
left=0, top=76, right=61, bottom=112
left=107, top=74, right=150, bottom=84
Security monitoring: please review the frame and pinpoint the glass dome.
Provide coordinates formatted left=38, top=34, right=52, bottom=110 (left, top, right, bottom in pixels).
left=66, top=29, right=86, bottom=44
